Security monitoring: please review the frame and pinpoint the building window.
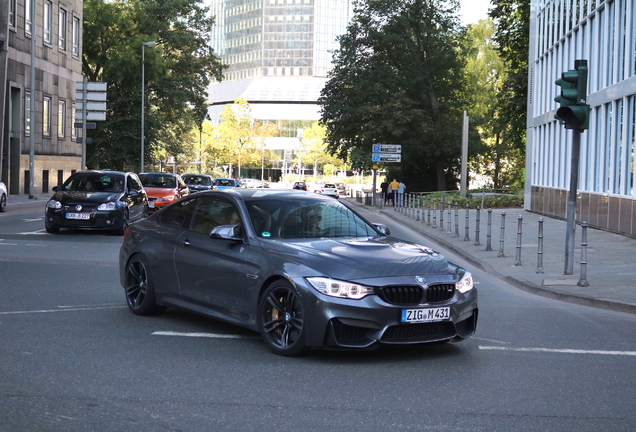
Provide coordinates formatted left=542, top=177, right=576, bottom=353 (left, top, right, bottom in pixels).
left=72, top=15, right=80, bottom=57
left=9, top=0, right=16, bottom=28
left=25, top=0, right=32, bottom=36
left=59, top=7, right=67, bottom=51
left=25, top=91, right=31, bottom=136
left=71, top=102, right=77, bottom=139
left=44, top=1, right=53, bottom=45
left=43, top=96, right=52, bottom=137
left=58, top=100, right=66, bottom=138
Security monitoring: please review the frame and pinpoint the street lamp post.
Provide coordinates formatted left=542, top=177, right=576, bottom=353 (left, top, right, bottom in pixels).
left=141, top=41, right=156, bottom=173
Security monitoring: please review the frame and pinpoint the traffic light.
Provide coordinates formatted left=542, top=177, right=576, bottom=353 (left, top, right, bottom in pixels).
left=554, top=60, right=590, bottom=130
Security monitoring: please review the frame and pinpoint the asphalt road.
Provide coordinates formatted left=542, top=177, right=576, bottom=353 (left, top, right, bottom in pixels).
left=1, top=203, right=635, bottom=431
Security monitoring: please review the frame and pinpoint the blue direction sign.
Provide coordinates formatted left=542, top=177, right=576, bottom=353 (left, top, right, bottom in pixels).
left=372, top=144, right=401, bottom=153
left=372, top=153, right=402, bottom=162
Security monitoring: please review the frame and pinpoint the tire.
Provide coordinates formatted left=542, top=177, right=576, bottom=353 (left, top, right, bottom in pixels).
left=45, top=226, right=60, bottom=234
left=258, top=280, right=309, bottom=356
left=0, top=193, right=6, bottom=212
left=124, top=255, right=166, bottom=316
left=116, top=209, right=130, bottom=236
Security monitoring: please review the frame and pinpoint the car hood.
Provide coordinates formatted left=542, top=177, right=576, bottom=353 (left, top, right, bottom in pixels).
left=261, top=236, right=459, bottom=282
left=50, top=190, right=125, bottom=205
left=143, top=186, right=179, bottom=197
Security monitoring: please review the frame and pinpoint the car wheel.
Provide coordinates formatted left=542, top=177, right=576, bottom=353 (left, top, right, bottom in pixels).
left=45, top=226, right=59, bottom=234
left=117, top=210, right=130, bottom=235
left=0, top=193, right=6, bottom=212
left=124, top=255, right=166, bottom=316
left=258, top=280, right=309, bottom=356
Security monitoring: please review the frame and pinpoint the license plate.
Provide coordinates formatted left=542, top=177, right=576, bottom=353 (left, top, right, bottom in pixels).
left=66, top=212, right=90, bottom=220
left=149, top=202, right=155, bottom=208
left=401, top=307, right=450, bottom=323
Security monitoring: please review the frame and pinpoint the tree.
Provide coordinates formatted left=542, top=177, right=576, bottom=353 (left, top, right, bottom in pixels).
left=82, top=0, right=225, bottom=171
left=489, top=0, right=530, bottom=187
left=320, top=0, right=468, bottom=191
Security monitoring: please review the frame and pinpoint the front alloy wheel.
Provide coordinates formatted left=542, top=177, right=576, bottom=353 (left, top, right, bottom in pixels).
left=259, top=281, right=309, bottom=356
left=124, top=255, right=166, bottom=316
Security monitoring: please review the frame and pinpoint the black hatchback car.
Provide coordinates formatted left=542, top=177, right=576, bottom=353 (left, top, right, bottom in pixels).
left=119, top=189, right=478, bottom=356
left=182, top=173, right=214, bottom=193
left=45, top=170, right=148, bottom=235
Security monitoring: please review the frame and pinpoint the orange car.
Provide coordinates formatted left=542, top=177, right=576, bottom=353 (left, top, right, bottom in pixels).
left=139, top=172, right=190, bottom=213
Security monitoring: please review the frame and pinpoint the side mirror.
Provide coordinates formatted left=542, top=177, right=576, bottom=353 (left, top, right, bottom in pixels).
left=52, top=186, right=60, bottom=192
left=373, top=223, right=391, bottom=236
left=209, top=224, right=243, bottom=242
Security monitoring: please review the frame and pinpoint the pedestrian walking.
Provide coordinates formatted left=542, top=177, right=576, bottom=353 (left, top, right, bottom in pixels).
left=398, top=181, right=406, bottom=206
left=389, top=178, right=400, bottom=206
left=380, top=179, right=389, bottom=204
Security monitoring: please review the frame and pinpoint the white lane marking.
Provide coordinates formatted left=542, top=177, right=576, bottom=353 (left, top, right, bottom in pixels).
left=480, top=345, right=636, bottom=357
left=0, top=305, right=127, bottom=315
left=22, top=218, right=43, bottom=222
left=472, top=337, right=512, bottom=345
left=0, top=242, right=18, bottom=246
left=153, top=331, right=257, bottom=339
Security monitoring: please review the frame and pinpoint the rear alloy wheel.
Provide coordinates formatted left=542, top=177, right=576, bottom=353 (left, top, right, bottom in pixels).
left=258, top=281, right=309, bottom=356
left=124, top=255, right=166, bottom=316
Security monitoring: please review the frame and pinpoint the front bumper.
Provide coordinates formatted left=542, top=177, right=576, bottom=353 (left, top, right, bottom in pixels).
left=45, top=208, right=125, bottom=231
left=293, top=278, right=478, bottom=350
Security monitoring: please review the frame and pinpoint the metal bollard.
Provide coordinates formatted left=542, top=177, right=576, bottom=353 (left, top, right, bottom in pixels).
left=514, top=215, right=523, bottom=266
left=578, top=221, right=589, bottom=287
left=536, top=217, right=544, bottom=273
left=486, top=208, right=493, bottom=251
left=454, top=202, right=459, bottom=236
left=416, top=195, right=421, bottom=221
left=447, top=202, right=452, bottom=234
left=498, top=211, right=506, bottom=257
left=427, top=197, right=431, bottom=225
left=464, top=204, right=470, bottom=241
left=439, top=199, right=445, bottom=231
left=474, top=206, right=481, bottom=246
left=432, top=199, right=437, bottom=228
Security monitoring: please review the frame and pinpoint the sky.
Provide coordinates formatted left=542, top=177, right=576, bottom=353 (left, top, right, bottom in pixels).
left=459, top=0, right=492, bottom=24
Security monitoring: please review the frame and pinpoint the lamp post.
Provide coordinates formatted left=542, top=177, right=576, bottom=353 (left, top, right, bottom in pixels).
left=141, top=41, right=156, bottom=173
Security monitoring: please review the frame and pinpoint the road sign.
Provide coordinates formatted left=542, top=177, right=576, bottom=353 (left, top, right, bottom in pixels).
left=75, top=111, right=107, bottom=121
left=372, top=153, right=401, bottom=162
left=372, top=144, right=401, bottom=153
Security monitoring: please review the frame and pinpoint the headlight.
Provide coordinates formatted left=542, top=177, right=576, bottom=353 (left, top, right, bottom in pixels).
left=307, top=277, right=374, bottom=300
left=456, top=272, right=474, bottom=293
left=97, top=202, right=117, bottom=211
left=46, top=200, right=62, bottom=209
left=159, top=196, right=176, bottom=202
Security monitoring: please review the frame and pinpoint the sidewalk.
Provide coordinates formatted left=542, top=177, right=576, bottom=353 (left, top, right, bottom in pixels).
left=349, top=196, right=636, bottom=315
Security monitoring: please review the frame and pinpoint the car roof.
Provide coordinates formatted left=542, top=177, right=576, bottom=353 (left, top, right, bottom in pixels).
left=140, top=172, right=180, bottom=177
left=195, top=188, right=334, bottom=202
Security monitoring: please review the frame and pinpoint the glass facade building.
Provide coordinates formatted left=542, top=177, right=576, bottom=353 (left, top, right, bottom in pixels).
left=208, top=0, right=353, bottom=135
left=526, top=0, right=636, bottom=235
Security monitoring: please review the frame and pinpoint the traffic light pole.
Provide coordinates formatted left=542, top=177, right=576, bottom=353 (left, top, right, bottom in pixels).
left=564, top=129, right=581, bottom=275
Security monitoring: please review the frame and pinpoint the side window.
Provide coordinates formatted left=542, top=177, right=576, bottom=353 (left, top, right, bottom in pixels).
left=158, top=198, right=196, bottom=229
left=128, top=175, right=142, bottom=191
left=189, top=197, right=240, bottom=235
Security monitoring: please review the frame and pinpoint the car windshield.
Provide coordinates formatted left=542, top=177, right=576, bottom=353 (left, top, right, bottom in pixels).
left=139, top=174, right=177, bottom=188
left=216, top=179, right=236, bottom=187
left=183, top=175, right=211, bottom=185
left=245, top=198, right=379, bottom=239
left=324, top=184, right=336, bottom=188
left=63, top=173, right=125, bottom=192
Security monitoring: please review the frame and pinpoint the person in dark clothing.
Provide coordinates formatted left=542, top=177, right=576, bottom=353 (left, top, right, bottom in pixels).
left=380, top=179, right=389, bottom=204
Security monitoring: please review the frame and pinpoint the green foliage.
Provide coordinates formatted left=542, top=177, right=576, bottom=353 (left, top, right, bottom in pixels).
left=82, top=0, right=225, bottom=171
left=417, top=190, right=523, bottom=209
left=319, top=0, right=468, bottom=192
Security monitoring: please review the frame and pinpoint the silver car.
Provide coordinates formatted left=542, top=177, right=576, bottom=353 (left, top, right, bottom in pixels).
left=0, top=182, right=6, bottom=212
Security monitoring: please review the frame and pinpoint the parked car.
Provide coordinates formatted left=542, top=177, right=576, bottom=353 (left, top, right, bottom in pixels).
left=44, top=170, right=148, bottom=235
left=319, top=183, right=339, bottom=198
left=119, top=189, right=478, bottom=356
left=215, top=178, right=240, bottom=189
left=335, top=182, right=349, bottom=196
left=182, top=174, right=214, bottom=193
left=139, top=172, right=190, bottom=214
left=0, top=181, right=6, bottom=212
left=292, top=181, right=308, bottom=191
left=310, top=180, right=326, bottom=193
